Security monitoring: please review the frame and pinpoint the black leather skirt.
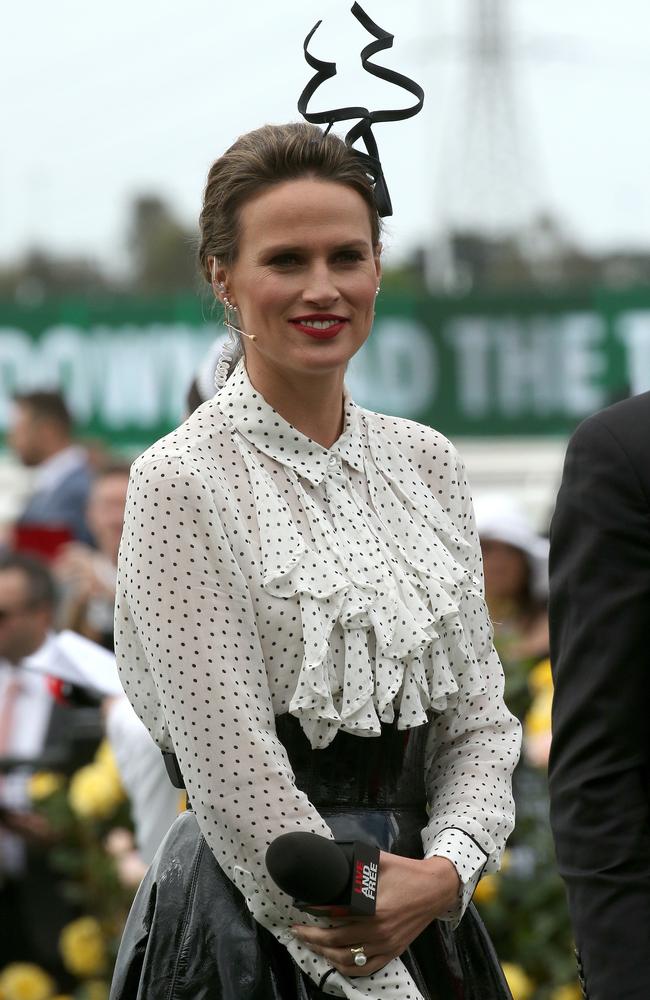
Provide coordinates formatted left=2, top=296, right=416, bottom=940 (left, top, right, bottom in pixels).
left=109, top=717, right=512, bottom=1000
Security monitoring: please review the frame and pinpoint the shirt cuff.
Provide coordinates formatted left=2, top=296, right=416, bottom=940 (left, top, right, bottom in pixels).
left=424, top=828, right=487, bottom=924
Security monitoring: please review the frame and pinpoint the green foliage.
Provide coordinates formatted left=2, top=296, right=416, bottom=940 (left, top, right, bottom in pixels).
left=0, top=756, right=139, bottom=997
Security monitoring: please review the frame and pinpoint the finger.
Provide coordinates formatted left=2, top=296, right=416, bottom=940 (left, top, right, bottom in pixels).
left=302, top=943, right=377, bottom=966
left=292, top=924, right=375, bottom=949
left=330, top=953, right=392, bottom=978
left=301, top=906, right=349, bottom=920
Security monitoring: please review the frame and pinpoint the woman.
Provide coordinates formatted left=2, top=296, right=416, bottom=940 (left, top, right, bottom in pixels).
left=110, top=119, right=519, bottom=999
left=476, top=495, right=549, bottom=672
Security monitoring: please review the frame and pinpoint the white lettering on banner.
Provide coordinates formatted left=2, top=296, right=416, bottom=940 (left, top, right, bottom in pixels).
left=0, top=330, right=33, bottom=426
left=560, top=314, right=608, bottom=414
left=98, top=328, right=166, bottom=428
left=617, top=311, right=650, bottom=395
left=0, top=324, right=218, bottom=432
left=495, top=319, right=558, bottom=416
left=0, top=310, right=628, bottom=433
left=25, top=325, right=97, bottom=421
left=446, top=313, right=607, bottom=418
left=347, top=318, right=438, bottom=416
left=445, top=319, right=492, bottom=417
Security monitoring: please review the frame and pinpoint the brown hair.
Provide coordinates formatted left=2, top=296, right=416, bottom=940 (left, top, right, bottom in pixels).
left=13, top=390, right=72, bottom=434
left=0, top=552, right=58, bottom=609
left=93, top=461, right=132, bottom=482
left=198, top=122, right=381, bottom=283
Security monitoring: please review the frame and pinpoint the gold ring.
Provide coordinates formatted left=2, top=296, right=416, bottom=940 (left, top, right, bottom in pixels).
left=350, top=945, right=367, bottom=967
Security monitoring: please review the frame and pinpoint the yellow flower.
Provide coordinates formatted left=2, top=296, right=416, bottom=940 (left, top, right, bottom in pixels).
left=68, top=763, right=124, bottom=820
left=501, top=963, right=534, bottom=1000
left=528, top=658, right=553, bottom=695
left=0, top=963, right=55, bottom=1000
left=59, top=917, right=107, bottom=978
left=551, top=984, right=583, bottom=1000
left=28, top=772, right=65, bottom=802
left=82, top=982, right=109, bottom=1000
left=524, top=686, right=553, bottom=737
left=524, top=682, right=554, bottom=768
left=473, top=873, right=499, bottom=906
left=94, top=741, right=120, bottom=779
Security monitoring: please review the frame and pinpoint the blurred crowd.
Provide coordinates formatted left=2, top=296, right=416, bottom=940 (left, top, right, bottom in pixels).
left=0, top=390, right=180, bottom=999
left=0, top=386, right=574, bottom=999
left=473, top=497, right=577, bottom=999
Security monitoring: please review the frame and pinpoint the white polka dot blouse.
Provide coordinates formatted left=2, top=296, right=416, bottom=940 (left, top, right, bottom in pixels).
left=114, top=359, right=521, bottom=999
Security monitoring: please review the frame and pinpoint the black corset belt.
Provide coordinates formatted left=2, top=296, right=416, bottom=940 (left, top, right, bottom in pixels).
left=275, top=713, right=429, bottom=809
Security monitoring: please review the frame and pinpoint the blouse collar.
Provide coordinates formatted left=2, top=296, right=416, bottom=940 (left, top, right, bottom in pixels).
left=215, top=360, right=365, bottom=486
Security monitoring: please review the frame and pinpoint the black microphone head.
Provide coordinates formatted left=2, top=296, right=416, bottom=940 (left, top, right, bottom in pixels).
left=265, top=832, right=350, bottom=904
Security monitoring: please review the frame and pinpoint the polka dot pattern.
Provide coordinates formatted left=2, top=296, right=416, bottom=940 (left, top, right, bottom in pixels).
left=114, top=360, right=520, bottom=998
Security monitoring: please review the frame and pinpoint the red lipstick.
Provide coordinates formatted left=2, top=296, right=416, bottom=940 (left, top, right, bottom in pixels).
left=288, top=314, right=349, bottom=340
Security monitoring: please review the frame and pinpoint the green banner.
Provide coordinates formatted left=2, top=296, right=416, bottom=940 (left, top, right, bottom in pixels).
left=1, top=288, right=649, bottom=450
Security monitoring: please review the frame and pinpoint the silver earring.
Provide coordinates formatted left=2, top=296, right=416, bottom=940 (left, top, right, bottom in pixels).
left=375, top=286, right=381, bottom=296
left=217, top=282, right=231, bottom=307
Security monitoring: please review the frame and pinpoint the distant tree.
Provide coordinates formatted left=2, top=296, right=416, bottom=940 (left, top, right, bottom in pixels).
left=0, top=249, right=110, bottom=302
left=128, top=196, right=199, bottom=295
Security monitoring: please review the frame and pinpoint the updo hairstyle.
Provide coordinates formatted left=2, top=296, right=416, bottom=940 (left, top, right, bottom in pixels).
left=198, top=122, right=382, bottom=283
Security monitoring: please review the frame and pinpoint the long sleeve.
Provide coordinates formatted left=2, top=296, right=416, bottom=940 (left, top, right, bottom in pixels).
left=105, top=696, right=181, bottom=864
left=115, top=452, right=426, bottom=999
left=422, top=450, right=521, bottom=921
left=549, top=414, right=650, bottom=1000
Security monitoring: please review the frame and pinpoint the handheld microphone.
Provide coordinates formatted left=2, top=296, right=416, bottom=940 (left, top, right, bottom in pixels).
left=265, top=831, right=380, bottom=916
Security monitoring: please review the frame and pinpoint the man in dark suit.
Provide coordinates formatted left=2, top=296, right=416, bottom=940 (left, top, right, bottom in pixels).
left=549, top=391, right=650, bottom=1000
left=0, top=552, right=102, bottom=973
left=8, top=390, right=93, bottom=545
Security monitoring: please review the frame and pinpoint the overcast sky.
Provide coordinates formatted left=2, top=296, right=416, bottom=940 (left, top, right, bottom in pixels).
left=2, top=0, right=650, bottom=270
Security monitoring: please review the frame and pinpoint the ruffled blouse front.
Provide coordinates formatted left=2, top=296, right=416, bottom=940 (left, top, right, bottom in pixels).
left=115, top=361, right=520, bottom=1000
left=222, top=364, right=489, bottom=751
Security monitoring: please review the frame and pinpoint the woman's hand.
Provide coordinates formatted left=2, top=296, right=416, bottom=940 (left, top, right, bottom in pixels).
left=291, top=852, right=461, bottom=978
left=54, top=543, right=101, bottom=601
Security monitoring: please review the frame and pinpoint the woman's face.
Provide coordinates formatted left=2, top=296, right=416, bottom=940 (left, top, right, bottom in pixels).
left=214, top=177, right=381, bottom=384
left=480, top=538, right=530, bottom=606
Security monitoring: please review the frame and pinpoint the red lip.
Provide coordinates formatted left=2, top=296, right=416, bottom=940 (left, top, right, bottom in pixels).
left=288, top=314, right=349, bottom=341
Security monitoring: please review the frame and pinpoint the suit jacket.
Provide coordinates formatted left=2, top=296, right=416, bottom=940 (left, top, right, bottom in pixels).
left=0, top=680, right=103, bottom=973
left=19, top=462, right=93, bottom=544
left=549, top=391, right=650, bottom=1000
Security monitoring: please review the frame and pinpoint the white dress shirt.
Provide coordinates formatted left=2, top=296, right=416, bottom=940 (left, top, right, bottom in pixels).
left=0, top=657, right=53, bottom=875
left=115, top=360, right=520, bottom=999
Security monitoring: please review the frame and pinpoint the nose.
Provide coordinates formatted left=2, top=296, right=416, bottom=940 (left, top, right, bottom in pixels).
left=302, top=264, right=340, bottom=307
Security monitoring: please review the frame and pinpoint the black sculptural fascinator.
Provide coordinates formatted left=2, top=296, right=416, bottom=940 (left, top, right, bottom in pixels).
left=297, top=2, right=425, bottom=218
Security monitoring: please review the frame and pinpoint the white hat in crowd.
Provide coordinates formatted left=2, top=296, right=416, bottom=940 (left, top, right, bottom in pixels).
left=473, top=493, right=550, bottom=600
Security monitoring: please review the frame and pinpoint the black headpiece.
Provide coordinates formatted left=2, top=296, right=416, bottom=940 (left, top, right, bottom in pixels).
left=297, top=2, right=424, bottom=218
